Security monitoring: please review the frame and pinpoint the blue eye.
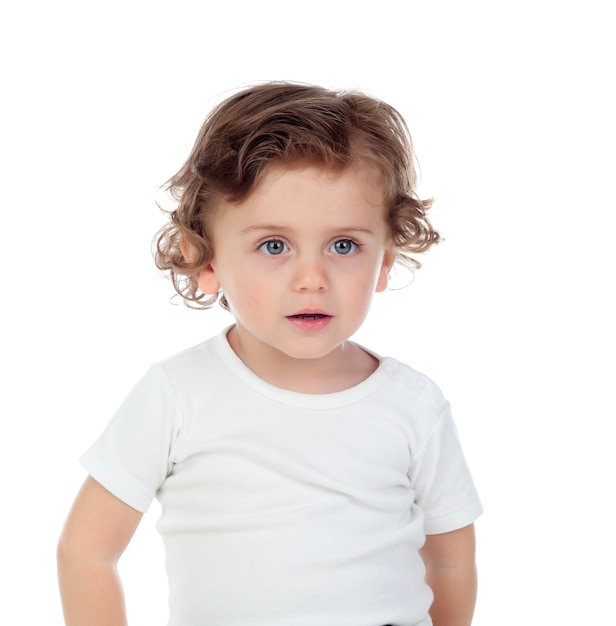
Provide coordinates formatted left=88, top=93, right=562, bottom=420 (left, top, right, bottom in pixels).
left=330, top=239, right=358, bottom=255
left=259, top=239, right=288, bottom=255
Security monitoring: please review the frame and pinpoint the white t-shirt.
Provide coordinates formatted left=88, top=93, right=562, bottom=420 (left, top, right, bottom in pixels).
left=81, top=328, right=482, bottom=626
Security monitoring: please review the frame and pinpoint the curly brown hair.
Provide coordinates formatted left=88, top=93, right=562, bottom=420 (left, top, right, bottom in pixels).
left=154, top=81, right=440, bottom=309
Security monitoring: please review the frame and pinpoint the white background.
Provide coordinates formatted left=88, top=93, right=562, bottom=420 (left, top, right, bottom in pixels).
left=1, top=1, right=614, bottom=624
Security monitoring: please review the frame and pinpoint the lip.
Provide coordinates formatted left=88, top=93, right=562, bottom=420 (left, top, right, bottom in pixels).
left=286, top=310, right=332, bottom=330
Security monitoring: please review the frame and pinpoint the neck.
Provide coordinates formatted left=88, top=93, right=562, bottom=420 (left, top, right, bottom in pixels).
left=226, top=327, right=378, bottom=394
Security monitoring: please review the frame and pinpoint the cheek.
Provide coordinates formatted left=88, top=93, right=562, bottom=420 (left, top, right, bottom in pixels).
left=347, top=258, right=388, bottom=293
left=344, top=278, right=378, bottom=311
left=223, top=275, right=268, bottom=314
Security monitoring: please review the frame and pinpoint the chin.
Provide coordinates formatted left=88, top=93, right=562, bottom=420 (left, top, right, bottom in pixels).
left=280, top=341, right=346, bottom=362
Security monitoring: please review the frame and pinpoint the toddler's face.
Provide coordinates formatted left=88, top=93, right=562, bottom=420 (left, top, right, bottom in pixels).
left=197, top=163, right=394, bottom=370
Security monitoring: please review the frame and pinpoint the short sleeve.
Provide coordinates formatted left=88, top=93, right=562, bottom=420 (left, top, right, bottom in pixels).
left=409, top=402, right=482, bottom=535
left=80, top=364, right=182, bottom=513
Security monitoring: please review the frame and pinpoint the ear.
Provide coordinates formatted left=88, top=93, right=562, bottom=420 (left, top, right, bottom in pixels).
left=375, top=248, right=395, bottom=293
left=196, top=264, right=221, bottom=295
left=180, top=237, right=221, bottom=295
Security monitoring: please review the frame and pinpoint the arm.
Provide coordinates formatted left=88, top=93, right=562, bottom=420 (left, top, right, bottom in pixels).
left=419, top=523, right=478, bottom=626
left=57, top=476, right=143, bottom=626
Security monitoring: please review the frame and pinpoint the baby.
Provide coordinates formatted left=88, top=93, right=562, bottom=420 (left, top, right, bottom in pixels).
left=58, top=81, right=482, bottom=626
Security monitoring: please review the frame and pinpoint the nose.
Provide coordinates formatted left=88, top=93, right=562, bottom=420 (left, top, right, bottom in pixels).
left=291, top=254, right=329, bottom=292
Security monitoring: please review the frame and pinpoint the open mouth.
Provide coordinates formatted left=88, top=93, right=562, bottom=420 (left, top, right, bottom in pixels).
left=287, top=312, right=332, bottom=330
left=290, top=314, right=329, bottom=321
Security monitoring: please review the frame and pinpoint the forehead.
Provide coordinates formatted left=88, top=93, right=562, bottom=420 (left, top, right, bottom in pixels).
left=227, top=161, right=387, bottom=216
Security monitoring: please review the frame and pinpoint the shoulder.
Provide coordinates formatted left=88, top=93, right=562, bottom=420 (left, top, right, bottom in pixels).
left=156, top=334, right=219, bottom=380
left=357, top=342, right=446, bottom=409
left=366, top=355, right=453, bottom=452
left=144, top=330, right=237, bottom=415
left=381, top=356, right=447, bottom=411
left=108, top=335, right=224, bottom=420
